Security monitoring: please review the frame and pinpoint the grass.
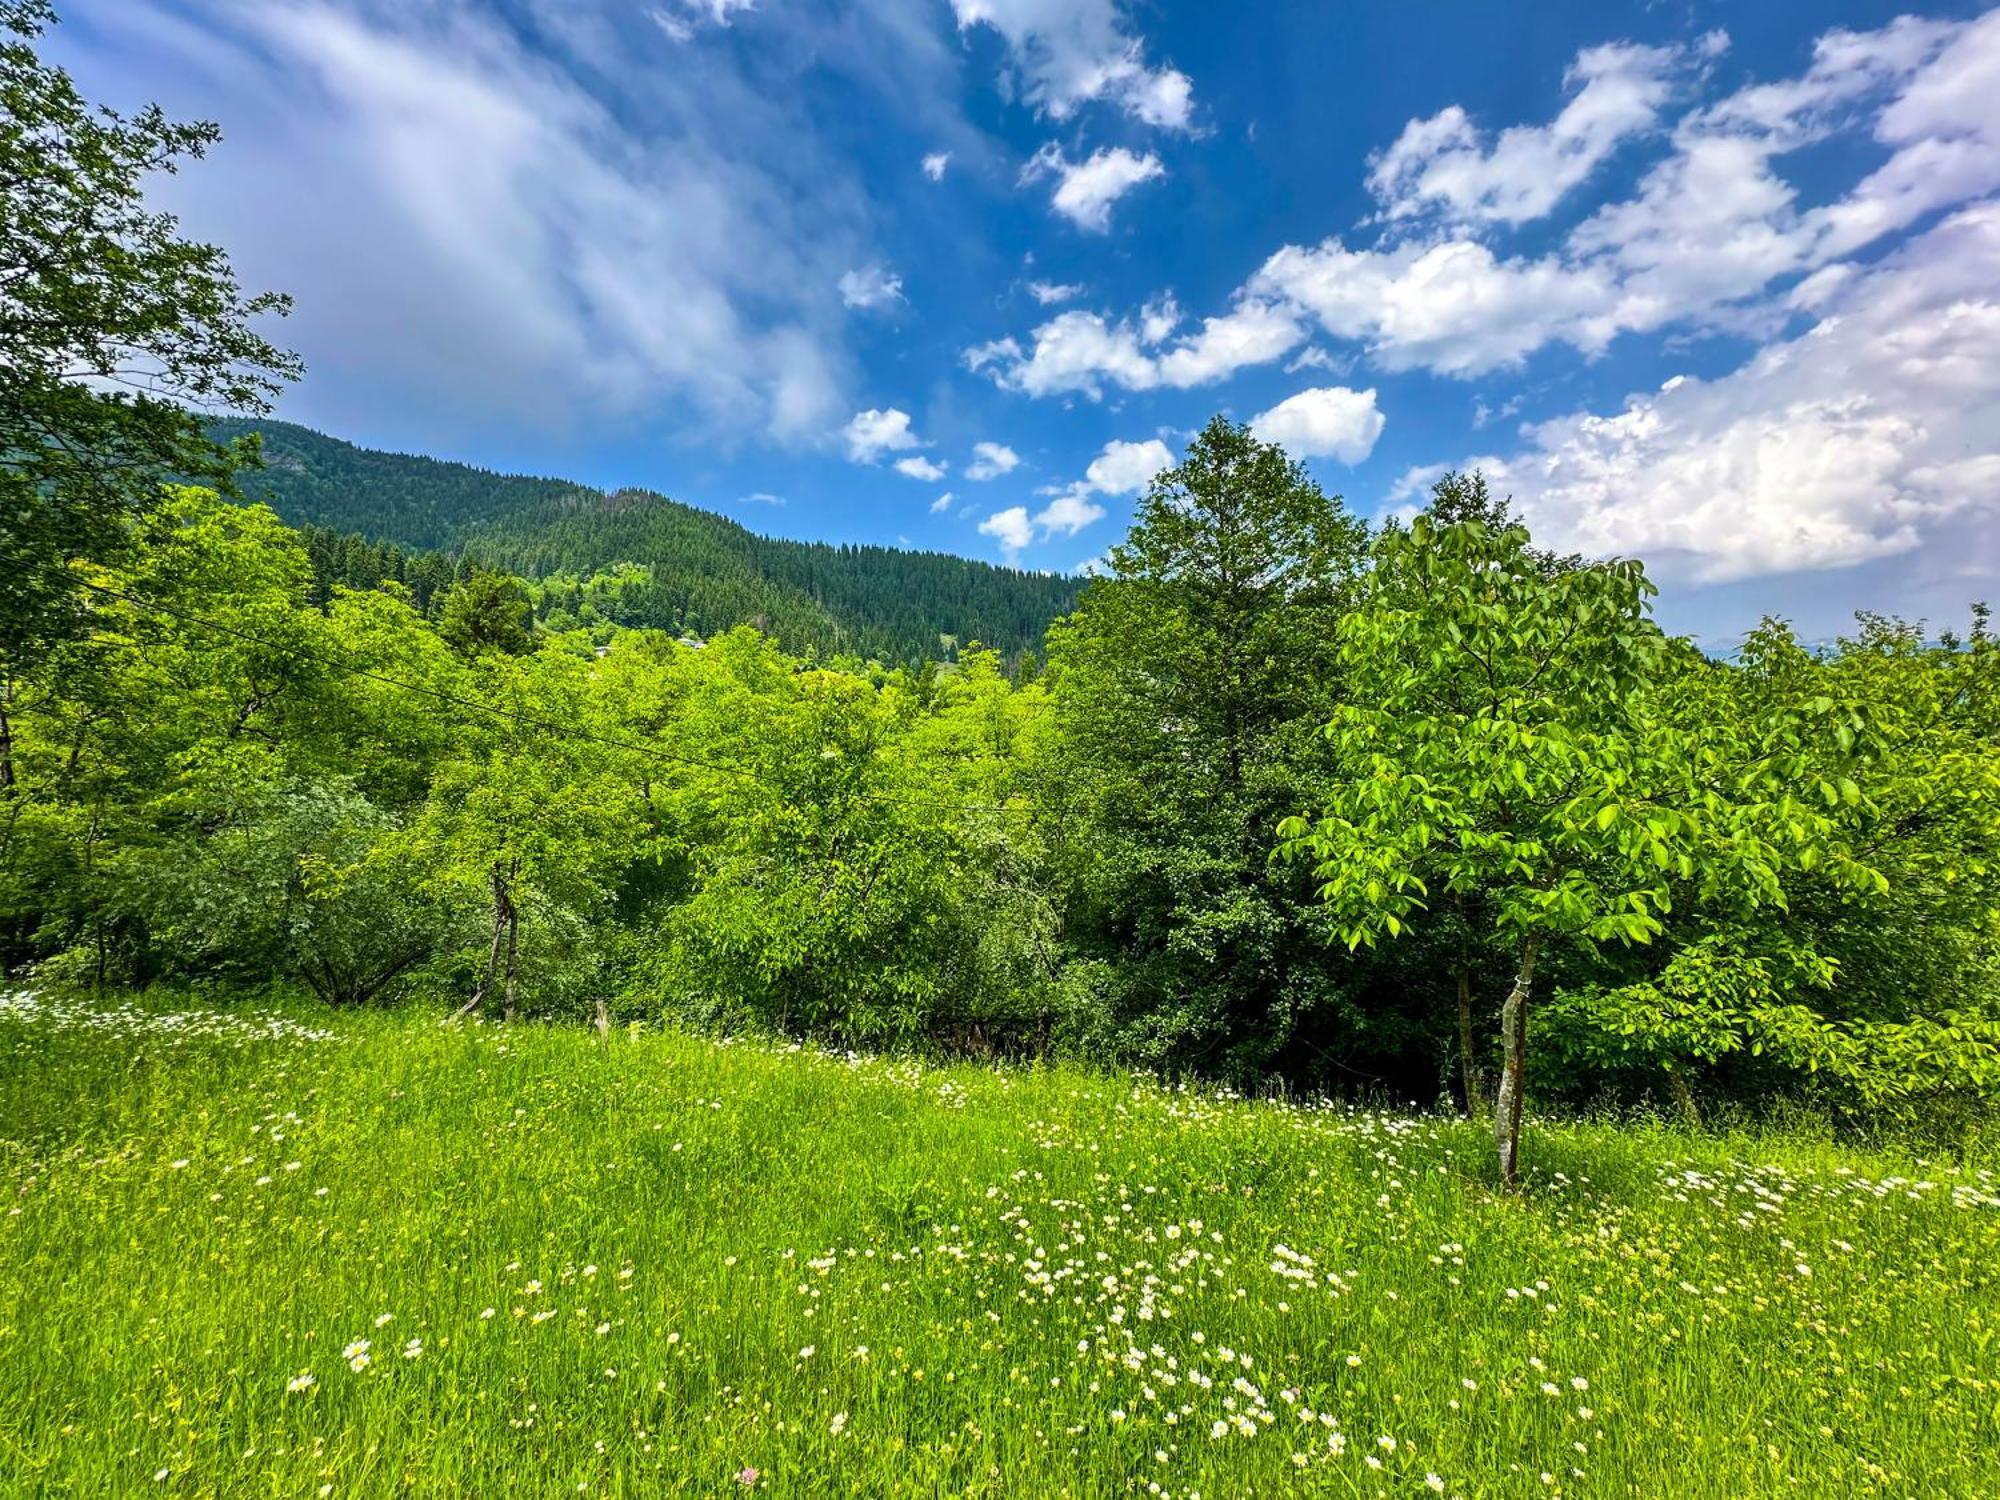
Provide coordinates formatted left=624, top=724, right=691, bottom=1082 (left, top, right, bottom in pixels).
left=0, top=989, right=1996, bottom=1498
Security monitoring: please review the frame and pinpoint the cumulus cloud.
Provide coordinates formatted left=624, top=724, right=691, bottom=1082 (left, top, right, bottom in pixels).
left=1073, top=437, right=1173, bottom=495
left=951, top=0, right=1195, bottom=129
left=1248, top=386, right=1386, bottom=464
left=1028, top=436, right=1172, bottom=539
left=895, top=455, right=949, bottom=481
left=1482, top=205, right=2000, bottom=585
left=1251, top=238, right=1618, bottom=376
left=971, top=11, right=2000, bottom=396
left=1369, top=39, right=1693, bottom=226
left=1026, top=279, right=1084, bottom=304
left=965, top=441, right=1021, bottom=480
left=1033, top=494, right=1106, bottom=535
left=922, top=150, right=952, bottom=181
left=1024, top=144, right=1164, bottom=231
left=966, top=298, right=1302, bottom=397
left=979, top=505, right=1035, bottom=557
left=844, top=407, right=925, bottom=462
left=838, top=265, right=905, bottom=310
left=929, top=491, right=955, bottom=513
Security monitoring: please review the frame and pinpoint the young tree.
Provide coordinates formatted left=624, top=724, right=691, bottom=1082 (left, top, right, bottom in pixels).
left=0, top=0, right=300, bottom=665
left=1046, top=417, right=1370, bottom=1076
left=439, top=569, right=536, bottom=658
left=1278, top=516, right=1882, bottom=1184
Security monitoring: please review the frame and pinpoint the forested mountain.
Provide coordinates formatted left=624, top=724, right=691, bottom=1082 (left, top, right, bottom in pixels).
left=210, top=418, right=1079, bottom=661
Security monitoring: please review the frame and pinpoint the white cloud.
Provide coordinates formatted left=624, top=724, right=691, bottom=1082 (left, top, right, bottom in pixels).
left=950, top=0, right=1195, bottom=130
left=922, top=150, right=952, bottom=181
left=1026, top=279, right=1084, bottom=304
left=838, top=264, right=905, bottom=310
left=894, top=455, right=949, bottom=481
left=1153, top=300, right=1304, bottom=385
left=972, top=11, right=2000, bottom=397
left=1254, top=238, right=1618, bottom=377
left=1565, top=13, right=1992, bottom=338
left=979, top=505, right=1035, bottom=557
left=1026, top=437, right=1171, bottom=540
left=966, top=299, right=1302, bottom=397
left=1284, top=345, right=1343, bottom=374
left=1248, top=386, right=1386, bottom=464
left=965, top=441, right=1021, bottom=480
left=1075, top=437, right=1172, bottom=495
left=1369, top=40, right=1688, bottom=226
left=76, top=0, right=989, bottom=445
left=648, top=0, right=755, bottom=43
left=734, top=490, right=785, bottom=505
left=1484, top=204, right=2000, bottom=585
left=1024, top=143, right=1165, bottom=231
left=844, top=407, right=925, bottom=462
left=968, top=437, right=1171, bottom=553
left=1032, top=494, right=1105, bottom=536
left=929, top=491, right=955, bottom=513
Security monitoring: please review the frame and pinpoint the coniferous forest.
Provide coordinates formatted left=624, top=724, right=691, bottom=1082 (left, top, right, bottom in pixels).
left=218, top=417, right=1082, bottom=665
left=4, top=2, right=2000, bottom=1495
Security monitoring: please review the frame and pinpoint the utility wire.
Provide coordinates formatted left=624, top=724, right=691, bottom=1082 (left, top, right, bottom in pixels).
left=65, top=576, right=1028, bottom=818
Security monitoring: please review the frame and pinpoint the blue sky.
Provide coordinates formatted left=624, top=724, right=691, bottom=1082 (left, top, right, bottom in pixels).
left=50, top=0, right=2000, bottom=643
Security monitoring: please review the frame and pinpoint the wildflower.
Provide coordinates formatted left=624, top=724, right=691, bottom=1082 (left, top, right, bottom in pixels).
left=343, top=1339, right=371, bottom=1372
left=830, top=1411, right=848, bottom=1437
left=734, top=1467, right=760, bottom=1488
left=402, top=1338, right=422, bottom=1360
left=286, top=1371, right=316, bottom=1394
left=374, top=1313, right=394, bottom=1328
left=480, top=1308, right=496, bottom=1320
left=797, top=1345, right=815, bottom=1360
left=1426, top=1477, right=1446, bottom=1494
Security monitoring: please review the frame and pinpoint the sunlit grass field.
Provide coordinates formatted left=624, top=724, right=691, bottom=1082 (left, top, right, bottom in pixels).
left=1, top=990, right=1996, bottom=1498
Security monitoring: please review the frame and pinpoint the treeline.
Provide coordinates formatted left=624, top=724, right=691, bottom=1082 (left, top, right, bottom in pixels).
left=5, top=420, right=1998, bottom=1166
left=222, top=418, right=1080, bottom=664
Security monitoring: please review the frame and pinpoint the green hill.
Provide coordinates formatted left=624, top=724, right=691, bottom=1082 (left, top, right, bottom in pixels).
left=210, top=419, right=1079, bottom=661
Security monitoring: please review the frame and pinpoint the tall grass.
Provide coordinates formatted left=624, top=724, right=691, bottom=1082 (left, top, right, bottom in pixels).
left=1, top=988, right=1995, bottom=1497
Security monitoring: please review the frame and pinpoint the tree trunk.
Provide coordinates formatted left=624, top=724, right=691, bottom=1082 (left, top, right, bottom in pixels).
left=453, top=862, right=512, bottom=1022
left=593, top=994, right=610, bottom=1042
left=1664, top=1062, right=1702, bottom=1130
left=1456, top=966, right=1486, bottom=1116
left=504, top=904, right=520, bottom=1024
left=1491, top=935, right=1541, bottom=1188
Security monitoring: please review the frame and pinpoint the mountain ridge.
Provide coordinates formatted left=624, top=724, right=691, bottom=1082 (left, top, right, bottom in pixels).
left=209, top=418, right=1080, bottom=661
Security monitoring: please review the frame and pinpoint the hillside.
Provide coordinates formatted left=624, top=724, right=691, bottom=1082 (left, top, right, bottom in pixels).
left=210, top=418, right=1081, bottom=661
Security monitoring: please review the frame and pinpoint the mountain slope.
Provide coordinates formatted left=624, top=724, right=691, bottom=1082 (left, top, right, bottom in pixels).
left=211, top=419, right=1079, bottom=660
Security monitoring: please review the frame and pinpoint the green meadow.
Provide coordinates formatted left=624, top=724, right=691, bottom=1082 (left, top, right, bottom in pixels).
left=1, top=989, right=1994, bottom=1499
